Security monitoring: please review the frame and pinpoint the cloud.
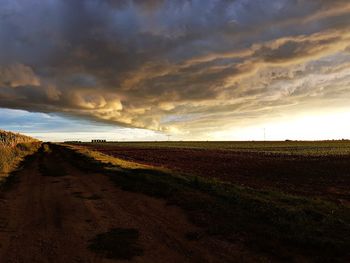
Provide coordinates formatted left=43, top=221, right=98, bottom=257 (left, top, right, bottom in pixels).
left=0, top=0, right=350, bottom=136
left=0, top=63, right=40, bottom=88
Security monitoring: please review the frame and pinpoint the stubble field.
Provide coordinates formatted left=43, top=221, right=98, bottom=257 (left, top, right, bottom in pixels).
left=79, top=141, right=350, bottom=203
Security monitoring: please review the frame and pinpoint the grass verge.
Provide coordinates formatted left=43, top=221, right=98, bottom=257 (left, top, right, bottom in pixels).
left=0, top=142, right=41, bottom=175
left=0, top=142, right=41, bottom=184
left=0, top=147, right=39, bottom=192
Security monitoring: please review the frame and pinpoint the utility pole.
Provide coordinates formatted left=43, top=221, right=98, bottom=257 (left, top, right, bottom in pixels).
left=167, top=134, right=171, bottom=141
left=264, top=128, right=266, bottom=141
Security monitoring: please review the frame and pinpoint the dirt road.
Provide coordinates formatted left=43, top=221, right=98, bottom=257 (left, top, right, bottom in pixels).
left=0, top=145, right=248, bottom=263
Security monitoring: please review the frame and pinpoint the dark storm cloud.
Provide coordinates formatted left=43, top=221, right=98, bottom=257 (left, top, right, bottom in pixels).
left=0, top=0, right=350, bottom=133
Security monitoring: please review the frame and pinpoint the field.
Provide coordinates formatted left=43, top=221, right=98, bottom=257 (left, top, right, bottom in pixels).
left=64, top=141, right=350, bottom=262
left=78, top=141, right=350, bottom=203
left=78, top=140, right=350, bottom=155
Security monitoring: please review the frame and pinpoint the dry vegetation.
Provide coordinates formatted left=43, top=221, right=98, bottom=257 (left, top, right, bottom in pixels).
left=63, top=144, right=164, bottom=171
left=0, top=130, right=41, bottom=178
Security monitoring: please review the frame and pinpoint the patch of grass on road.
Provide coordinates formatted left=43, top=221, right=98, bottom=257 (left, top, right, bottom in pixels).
left=39, top=144, right=67, bottom=177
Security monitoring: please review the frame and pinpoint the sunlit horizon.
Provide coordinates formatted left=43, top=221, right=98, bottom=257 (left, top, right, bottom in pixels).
left=2, top=108, right=348, bottom=142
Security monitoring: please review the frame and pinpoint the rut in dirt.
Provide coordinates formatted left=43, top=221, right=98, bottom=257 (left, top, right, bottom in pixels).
left=0, top=144, right=244, bottom=263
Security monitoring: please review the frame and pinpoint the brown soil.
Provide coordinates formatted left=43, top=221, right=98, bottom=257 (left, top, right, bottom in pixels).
left=0, top=145, right=259, bottom=263
left=87, top=146, right=350, bottom=203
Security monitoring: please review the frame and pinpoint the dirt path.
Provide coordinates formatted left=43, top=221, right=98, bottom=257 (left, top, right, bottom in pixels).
left=0, top=145, right=248, bottom=263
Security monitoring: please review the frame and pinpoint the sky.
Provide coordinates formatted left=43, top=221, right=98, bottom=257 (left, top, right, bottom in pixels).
left=1, top=0, right=350, bottom=141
